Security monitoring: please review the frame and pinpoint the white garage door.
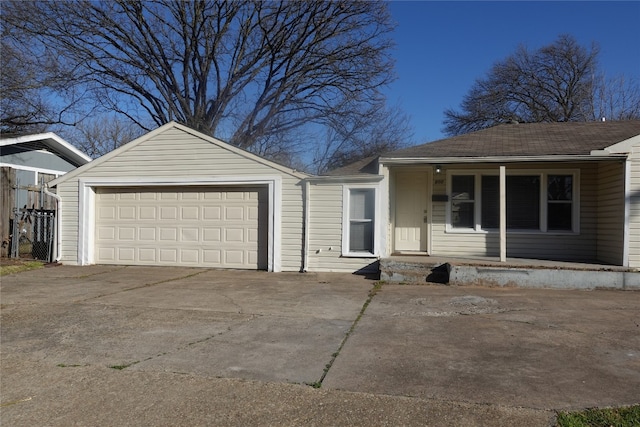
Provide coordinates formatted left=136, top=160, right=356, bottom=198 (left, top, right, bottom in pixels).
left=95, top=187, right=268, bottom=269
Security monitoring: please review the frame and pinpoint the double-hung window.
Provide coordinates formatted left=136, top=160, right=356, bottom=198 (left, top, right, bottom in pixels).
left=547, top=175, right=573, bottom=230
left=343, top=187, right=376, bottom=256
left=448, top=171, right=577, bottom=233
left=451, top=175, right=475, bottom=229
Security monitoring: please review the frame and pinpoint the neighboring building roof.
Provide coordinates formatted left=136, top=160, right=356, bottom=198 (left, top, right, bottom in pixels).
left=382, top=120, right=640, bottom=160
left=0, top=132, right=92, bottom=166
left=323, top=155, right=380, bottom=176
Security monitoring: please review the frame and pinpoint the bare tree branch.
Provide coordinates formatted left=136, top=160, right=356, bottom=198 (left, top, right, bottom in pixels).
left=3, top=0, right=398, bottom=168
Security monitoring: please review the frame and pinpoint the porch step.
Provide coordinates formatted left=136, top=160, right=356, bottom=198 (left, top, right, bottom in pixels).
left=380, top=258, right=451, bottom=284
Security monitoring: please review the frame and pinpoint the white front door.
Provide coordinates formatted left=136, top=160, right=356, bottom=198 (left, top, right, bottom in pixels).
left=394, top=171, right=429, bottom=252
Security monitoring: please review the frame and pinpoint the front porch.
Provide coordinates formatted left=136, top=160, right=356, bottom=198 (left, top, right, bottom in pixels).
left=380, top=255, right=639, bottom=290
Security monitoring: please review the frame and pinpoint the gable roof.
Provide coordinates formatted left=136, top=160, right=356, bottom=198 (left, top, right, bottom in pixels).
left=49, top=121, right=308, bottom=187
left=382, top=121, right=640, bottom=161
left=0, top=132, right=92, bottom=166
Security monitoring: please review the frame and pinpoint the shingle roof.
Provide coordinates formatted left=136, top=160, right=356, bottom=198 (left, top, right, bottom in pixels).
left=323, top=155, right=379, bottom=176
left=383, top=121, right=640, bottom=159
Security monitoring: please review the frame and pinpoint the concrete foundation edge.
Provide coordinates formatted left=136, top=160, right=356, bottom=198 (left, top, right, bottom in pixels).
left=449, top=266, right=640, bottom=290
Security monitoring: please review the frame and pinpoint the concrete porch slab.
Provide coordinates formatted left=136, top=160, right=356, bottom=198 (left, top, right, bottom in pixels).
left=380, top=256, right=640, bottom=289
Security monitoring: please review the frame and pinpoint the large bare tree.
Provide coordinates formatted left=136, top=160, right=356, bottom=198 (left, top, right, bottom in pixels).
left=443, top=34, right=640, bottom=136
left=3, top=0, right=402, bottom=168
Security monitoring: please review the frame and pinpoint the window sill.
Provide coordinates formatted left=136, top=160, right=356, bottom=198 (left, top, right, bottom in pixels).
left=341, top=252, right=378, bottom=258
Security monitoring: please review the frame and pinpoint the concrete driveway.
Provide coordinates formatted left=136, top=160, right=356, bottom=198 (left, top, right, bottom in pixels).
left=1, top=266, right=639, bottom=426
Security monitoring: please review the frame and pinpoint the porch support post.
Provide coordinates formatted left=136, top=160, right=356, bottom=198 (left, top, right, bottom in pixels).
left=499, top=165, right=506, bottom=262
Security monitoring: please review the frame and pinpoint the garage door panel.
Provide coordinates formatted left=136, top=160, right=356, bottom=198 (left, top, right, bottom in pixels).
left=203, top=249, right=221, bottom=263
left=159, top=228, right=177, bottom=241
left=160, top=192, right=178, bottom=200
left=139, top=228, right=156, bottom=241
left=95, top=187, right=267, bottom=269
left=225, top=228, right=244, bottom=242
left=203, top=228, right=221, bottom=242
left=139, top=248, right=156, bottom=262
left=118, top=206, right=136, bottom=219
left=139, top=207, right=156, bottom=219
left=160, top=207, right=177, bottom=220
left=98, top=206, right=116, bottom=220
left=98, top=247, right=115, bottom=261
left=181, top=249, right=199, bottom=263
left=181, top=206, right=199, bottom=220
left=225, top=206, right=244, bottom=220
left=203, top=206, right=221, bottom=220
left=118, top=247, right=135, bottom=261
left=181, top=228, right=199, bottom=242
left=118, top=227, right=136, bottom=240
left=224, top=250, right=244, bottom=265
left=160, top=248, right=178, bottom=263
left=97, top=226, right=116, bottom=240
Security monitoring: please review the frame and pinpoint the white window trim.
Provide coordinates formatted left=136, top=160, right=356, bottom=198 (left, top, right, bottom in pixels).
left=342, top=184, right=380, bottom=257
left=446, top=172, right=478, bottom=232
left=446, top=169, right=580, bottom=234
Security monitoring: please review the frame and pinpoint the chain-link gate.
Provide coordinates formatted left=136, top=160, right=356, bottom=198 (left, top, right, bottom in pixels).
left=10, top=208, right=56, bottom=262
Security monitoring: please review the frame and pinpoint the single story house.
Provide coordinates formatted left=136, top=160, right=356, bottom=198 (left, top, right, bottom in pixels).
left=1, top=132, right=92, bottom=256
left=49, top=120, right=640, bottom=271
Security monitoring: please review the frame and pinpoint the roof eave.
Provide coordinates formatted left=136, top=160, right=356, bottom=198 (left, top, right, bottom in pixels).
left=1, top=132, right=92, bottom=166
left=379, top=154, right=627, bottom=164
left=306, top=174, right=384, bottom=183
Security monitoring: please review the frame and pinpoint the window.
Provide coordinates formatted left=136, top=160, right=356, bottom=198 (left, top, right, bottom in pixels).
left=547, top=175, right=573, bottom=230
left=506, top=176, right=540, bottom=229
left=451, top=175, right=475, bottom=228
left=343, top=188, right=376, bottom=255
left=448, top=170, right=577, bottom=233
left=481, top=175, right=540, bottom=229
left=481, top=176, right=499, bottom=229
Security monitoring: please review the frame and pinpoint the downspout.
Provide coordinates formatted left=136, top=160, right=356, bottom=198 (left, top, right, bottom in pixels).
left=43, top=184, right=62, bottom=262
left=623, top=159, right=631, bottom=267
left=499, top=165, right=506, bottom=262
left=301, top=179, right=310, bottom=272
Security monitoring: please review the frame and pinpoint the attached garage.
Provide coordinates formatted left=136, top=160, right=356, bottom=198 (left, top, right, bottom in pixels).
left=94, top=186, right=268, bottom=269
left=49, top=122, right=307, bottom=272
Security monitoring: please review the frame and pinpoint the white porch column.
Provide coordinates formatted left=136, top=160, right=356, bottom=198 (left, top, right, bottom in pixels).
left=499, top=165, right=506, bottom=262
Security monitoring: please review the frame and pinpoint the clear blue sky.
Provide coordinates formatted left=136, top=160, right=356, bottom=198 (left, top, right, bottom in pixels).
left=384, top=1, right=640, bottom=144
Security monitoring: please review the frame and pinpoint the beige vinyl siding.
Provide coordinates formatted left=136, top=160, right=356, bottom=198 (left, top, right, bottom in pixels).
left=56, top=127, right=304, bottom=271
left=306, top=182, right=378, bottom=272
left=596, top=161, right=625, bottom=265
left=629, top=146, right=640, bottom=268
left=429, top=163, right=599, bottom=262
left=57, top=180, right=80, bottom=263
